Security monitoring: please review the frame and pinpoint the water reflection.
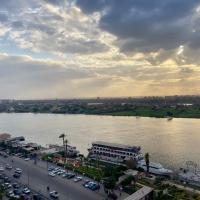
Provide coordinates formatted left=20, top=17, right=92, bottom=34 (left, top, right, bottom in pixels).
left=0, top=113, right=199, bottom=169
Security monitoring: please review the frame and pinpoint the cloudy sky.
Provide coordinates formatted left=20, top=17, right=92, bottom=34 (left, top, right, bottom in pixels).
left=0, top=0, right=200, bottom=99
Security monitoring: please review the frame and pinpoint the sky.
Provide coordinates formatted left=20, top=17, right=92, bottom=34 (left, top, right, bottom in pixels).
left=0, top=0, right=200, bottom=99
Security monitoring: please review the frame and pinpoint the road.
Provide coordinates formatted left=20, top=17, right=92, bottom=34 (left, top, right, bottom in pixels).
left=0, top=155, right=106, bottom=200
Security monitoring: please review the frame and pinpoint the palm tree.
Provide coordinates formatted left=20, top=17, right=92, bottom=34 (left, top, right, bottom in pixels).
left=59, top=133, right=66, bottom=147
left=64, top=139, right=68, bottom=160
left=59, top=133, right=66, bottom=163
left=145, top=153, right=150, bottom=175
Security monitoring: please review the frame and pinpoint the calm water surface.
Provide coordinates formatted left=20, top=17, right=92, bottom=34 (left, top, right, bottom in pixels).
left=0, top=113, right=199, bottom=169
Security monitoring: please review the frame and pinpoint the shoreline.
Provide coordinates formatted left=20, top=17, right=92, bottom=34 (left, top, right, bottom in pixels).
left=0, top=111, right=200, bottom=119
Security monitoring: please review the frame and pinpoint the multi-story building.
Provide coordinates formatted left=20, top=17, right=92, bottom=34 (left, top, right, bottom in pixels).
left=88, top=141, right=142, bottom=166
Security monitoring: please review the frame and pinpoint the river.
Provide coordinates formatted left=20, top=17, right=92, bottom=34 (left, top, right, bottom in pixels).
left=0, top=113, right=199, bottom=170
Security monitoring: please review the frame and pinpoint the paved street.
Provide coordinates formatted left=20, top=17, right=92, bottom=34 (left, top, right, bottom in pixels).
left=0, top=155, right=106, bottom=200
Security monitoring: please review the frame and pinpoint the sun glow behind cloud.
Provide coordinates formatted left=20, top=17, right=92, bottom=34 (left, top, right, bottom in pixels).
left=0, top=0, right=200, bottom=98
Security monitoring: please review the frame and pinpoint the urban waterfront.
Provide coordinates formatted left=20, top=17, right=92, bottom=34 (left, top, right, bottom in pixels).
left=0, top=113, right=199, bottom=170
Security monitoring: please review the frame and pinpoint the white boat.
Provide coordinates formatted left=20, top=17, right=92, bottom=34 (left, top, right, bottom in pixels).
left=179, top=170, right=200, bottom=186
left=88, top=141, right=142, bottom=166
left=138, top=160, right=173, bottom=176
left=179, top=161, right=200, bottom=186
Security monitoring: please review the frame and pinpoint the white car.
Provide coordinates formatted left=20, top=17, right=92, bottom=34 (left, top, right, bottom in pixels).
left=0, top=166, right=4, bottom=172
left=73, top=176, right=82, bottom=182
left=15, top=168, right=23, bottom=174
left=5, top=164, right=12, bottom=170
left=23, top=187, right=31, bottom=194
left=24, top=158, right=30, bottom=161
left=49, top=191, right=59, bottom=199
left=48, top=172, right=56, bottom=177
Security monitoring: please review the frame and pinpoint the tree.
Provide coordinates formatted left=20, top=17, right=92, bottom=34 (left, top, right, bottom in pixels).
left=59, top=133, right=66, bottom=147
left=145, top=153, right=150, bottom=174
left=126, top=158, right=137, bottom=169
left=59, top=133, right=67, bottom=163
left=64, top=139, right=68, bottom=162
left=103, top=177, right=116, bottom=191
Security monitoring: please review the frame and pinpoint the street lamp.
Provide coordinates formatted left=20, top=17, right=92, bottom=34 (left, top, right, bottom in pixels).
left=27, top=169, right=30, bottom=186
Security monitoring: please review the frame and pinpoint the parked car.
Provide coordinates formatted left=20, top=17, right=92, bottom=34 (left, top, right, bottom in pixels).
left=0, top=166, right=4, bottom=172
left=15, top=168, right=23, bottom=174
left=4, top=182, right=12, bottom=189
left=62, top=173, right=68, bottom=178
left=48, top=172, right=56, bottom=177
left=6, top=190, right=15, bottom=198
left=3, top=154, right=8, bottom=158
left=84, top=181, right=100, bottom=191
left=5, top=164, right=12, bottom=170
left=4, top=176, right=11, bottom=183
left=6, top=191, right=20, bottom=199
left=13, top=173, right=21, bottom=178
left=67, top=173, right=75, bottom=179
left=23, top=187, right=31, bottom=194
left=14, top=188, right=22, bottom=196
left=73, top=176, right=82, bottom=182
left=33, top=194, right=43, bottom=200
left=49, top=190, right=59, bottom=199
left=12, top=182, right=20, bottom=188
left=82, top=180, right=90, bottom=186
left=48, top=166, right=55, bottom=171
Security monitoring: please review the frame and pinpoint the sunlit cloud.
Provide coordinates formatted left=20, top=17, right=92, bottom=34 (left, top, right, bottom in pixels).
left=0, top=0, right=200, bottom=98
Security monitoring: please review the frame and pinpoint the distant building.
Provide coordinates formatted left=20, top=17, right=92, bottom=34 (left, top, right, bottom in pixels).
left=88, top=141, right=142, bottom=166
left=8, top=136, right=25, bottom=142
left=40, top=144, right=79, bottom=157
left=123, top=186, right=153, bottom=200
left=0, top=133, right=11, bottom=141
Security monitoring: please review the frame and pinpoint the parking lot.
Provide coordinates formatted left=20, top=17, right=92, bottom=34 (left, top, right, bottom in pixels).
left=0, top=166, right=47, bottom=200
left=0, top=152, right=107, bottom=200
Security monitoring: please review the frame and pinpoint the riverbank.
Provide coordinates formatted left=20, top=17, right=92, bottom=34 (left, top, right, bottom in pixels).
left=1, top=99, right=200, bottom=119
left=0, top=112, right=200, bottom=169
left=1, top=106, right=200, bottom=119
left=0, top=136, right=199, bottom=200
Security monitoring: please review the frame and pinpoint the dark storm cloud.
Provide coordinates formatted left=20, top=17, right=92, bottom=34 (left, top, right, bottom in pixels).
left=76, top=0, right=200, bottom=52
left=12, top=21, right=24, bottom=29
left=0, top=13, right=8, bottom=22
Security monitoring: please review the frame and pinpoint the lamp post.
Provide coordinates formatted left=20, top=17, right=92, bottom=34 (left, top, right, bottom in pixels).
left=27, top=169, right=30, bottom=186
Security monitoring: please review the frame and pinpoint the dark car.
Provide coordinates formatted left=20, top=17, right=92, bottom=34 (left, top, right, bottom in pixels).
left=33, top=194, right=43, bottom=200
left=86, top=182, right=100, bottom=191
left=14, top=188, right=22, bottom=195
left=12, top=182, right=20, bottom=188
left=13, top=173, right=21, bottom=178
left=6, top=190, right=15, bottom=198
left=67, top=173, right=75, bottom=179
left=4, top=176, right=11, bottom=183
left=90, top=184, right=100, bottom=191
left=82, top=180, right=90, bottom=187
left=49, top=191, right=59, bottom=199
left=5, top=164, right=12, bottom=170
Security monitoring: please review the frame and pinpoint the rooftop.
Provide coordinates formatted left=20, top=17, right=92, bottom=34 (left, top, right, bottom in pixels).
left=92, top=141, right=140, bottom=150
left=0, top=133, right=11, bottom=140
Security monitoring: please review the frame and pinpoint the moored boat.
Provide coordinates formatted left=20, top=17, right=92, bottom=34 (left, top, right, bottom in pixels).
left=137, top=160, right=173, bottom=176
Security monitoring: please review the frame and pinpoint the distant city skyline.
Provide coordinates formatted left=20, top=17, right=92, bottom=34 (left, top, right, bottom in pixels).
left=0, top=0, right=200, bottom=99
